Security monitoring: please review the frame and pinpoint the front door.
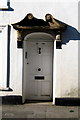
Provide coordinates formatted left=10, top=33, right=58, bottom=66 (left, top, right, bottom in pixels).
left=23, top=40, right=53, bottom=101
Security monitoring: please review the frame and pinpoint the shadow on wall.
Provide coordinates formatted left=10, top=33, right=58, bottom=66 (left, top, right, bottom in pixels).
left=0, top=0, right=14, bottom=11
left=62, top=25, right=80, bottom=45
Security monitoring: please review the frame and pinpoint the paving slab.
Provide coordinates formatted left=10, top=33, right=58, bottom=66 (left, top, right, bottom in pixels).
left=46, top=106, right=78, bottom=118
left=1, top=102, right=80, bottom=119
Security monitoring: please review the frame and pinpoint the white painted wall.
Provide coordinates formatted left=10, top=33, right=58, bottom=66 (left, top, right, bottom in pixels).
left=56, top=41, right=78, bottom=97
left=0, top=26, right=8, bottom=89
left=0, top=0, right=79, bottom=98
left=9, top=28, right=22, bottom=95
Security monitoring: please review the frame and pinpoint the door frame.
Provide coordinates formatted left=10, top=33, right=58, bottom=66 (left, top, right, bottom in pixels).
left=22, top=32, right=56, bottom=104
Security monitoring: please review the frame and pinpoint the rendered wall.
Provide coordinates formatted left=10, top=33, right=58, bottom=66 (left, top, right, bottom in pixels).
left=0, top=0, right=79, bottom=97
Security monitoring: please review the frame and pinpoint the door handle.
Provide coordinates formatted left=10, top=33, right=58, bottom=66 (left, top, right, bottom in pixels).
left=25, top=52, right=27, bottom=59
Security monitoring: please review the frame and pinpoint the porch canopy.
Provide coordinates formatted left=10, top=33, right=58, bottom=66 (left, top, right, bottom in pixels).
left=12, top=13, right=67, bottom=48
left=12, top=13, right=67, bottom=30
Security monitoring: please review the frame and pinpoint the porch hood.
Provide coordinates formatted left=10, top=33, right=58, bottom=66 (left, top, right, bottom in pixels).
left=12, top=13, right=67, bottom=49
left=12, top=13, right=67, bottom=30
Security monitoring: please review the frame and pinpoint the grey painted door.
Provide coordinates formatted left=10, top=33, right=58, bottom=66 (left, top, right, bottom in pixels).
left=23, top=40, right=53, bottom=101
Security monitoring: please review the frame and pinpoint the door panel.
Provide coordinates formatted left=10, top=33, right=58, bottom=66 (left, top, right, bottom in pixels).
left=23, top=41, right=53, bottom=101
left=29, top=81, right=38, bottom=96
left=41, top=82, right=50, bottom=95
left=42, top=55, right=52, bottom=74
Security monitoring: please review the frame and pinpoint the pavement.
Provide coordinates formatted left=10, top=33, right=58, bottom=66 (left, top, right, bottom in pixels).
left=0, top=102, right=80, bottom=119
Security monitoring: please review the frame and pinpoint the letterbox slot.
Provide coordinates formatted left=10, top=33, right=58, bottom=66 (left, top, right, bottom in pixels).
left=35, top=76, right=44, bottom=80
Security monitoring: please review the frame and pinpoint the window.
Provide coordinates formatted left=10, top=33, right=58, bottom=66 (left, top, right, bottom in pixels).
left=0, top=0, right=8, bottom=9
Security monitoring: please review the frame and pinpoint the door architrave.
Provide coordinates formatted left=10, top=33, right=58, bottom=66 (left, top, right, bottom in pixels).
left=22, top=32, right=55, bottom=103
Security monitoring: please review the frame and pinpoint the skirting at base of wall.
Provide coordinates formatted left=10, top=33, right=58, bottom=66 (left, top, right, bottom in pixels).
left=1, top=96, right=80, bottom=105
left=55, top=98, right=80, bottom=106
left=0, top=96, right=22, bottom=105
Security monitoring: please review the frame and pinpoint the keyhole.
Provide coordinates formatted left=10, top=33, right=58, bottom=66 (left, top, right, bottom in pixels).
left=39, top=48, right=41, bottom=54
